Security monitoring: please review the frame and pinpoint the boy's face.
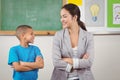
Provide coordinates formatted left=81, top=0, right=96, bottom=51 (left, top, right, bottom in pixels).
left=23, top=28, right=35, bottom=44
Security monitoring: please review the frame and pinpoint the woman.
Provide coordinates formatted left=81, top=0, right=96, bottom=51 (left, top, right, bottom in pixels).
left=51, top=3, right=94, bottom=80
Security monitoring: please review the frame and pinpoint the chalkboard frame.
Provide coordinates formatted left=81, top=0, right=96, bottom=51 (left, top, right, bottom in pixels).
left=0, top=0, right=67, bottom=35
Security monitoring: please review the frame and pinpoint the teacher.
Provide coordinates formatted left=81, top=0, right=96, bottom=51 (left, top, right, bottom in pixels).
left=51, top=3, right=95, bottom=80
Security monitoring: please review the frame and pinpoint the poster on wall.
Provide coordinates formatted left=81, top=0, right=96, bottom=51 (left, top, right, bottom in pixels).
left=107, top=0, right=120, bottom=29
left=67, top=0, right=82, bottom=6
left=113, top=4, right=120, bottom=25
left=84, top=0, right=105, bottom=27
left=67, top=0, right=120, bottom=34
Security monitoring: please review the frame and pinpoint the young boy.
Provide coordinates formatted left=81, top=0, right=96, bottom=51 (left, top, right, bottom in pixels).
left=8, top=25, right=44, bottom=80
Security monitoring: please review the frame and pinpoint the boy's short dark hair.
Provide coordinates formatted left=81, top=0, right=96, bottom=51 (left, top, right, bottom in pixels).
left=16, top=25, right=32, bottom=40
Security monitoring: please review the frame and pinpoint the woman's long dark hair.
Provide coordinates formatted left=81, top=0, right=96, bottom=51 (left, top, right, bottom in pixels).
left=62, top=3, right=87, bottom=31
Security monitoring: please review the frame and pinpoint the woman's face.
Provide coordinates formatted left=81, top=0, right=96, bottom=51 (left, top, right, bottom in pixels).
left=60, top=8, right=73, bottom=28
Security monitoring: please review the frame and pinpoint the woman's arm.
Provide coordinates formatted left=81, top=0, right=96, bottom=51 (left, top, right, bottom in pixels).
left=62, top=33, right=94, bottom=70
left=62, top=53, right=89, bottom=65
left=77, top=33, right=94, bottom=69
left=52, top=31, right=68, bottom=71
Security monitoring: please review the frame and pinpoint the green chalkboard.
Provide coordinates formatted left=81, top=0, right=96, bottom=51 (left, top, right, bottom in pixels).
left=0, top=0, right=62, bottom=31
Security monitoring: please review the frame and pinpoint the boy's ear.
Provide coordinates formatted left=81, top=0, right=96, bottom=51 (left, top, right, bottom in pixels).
left=20, top=33, right=25, bottom=38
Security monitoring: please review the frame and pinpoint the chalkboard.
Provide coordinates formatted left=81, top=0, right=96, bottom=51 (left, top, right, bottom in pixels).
left=0, top=0, right=66, bottom=35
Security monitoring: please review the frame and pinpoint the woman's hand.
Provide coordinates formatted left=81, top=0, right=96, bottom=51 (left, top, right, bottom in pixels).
left=62, top=53, right=89, bottom=65
left=82, top=53, right=89, bottom=59
left=62, top=58, right=73, bottom=65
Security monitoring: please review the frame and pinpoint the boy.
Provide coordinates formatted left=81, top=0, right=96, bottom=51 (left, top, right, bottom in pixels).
left=8, top=25, right=44, bottom=80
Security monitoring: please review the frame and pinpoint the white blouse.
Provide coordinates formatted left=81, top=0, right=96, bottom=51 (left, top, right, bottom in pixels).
left=66, top=46, right=79, bottom=80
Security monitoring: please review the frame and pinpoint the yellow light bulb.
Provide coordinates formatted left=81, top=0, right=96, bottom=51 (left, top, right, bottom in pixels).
left=90, top=4, right=100, bottom=22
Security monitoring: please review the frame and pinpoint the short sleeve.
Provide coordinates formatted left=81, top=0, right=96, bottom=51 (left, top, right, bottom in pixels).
left=8, top=47, right=19, bottom=65
left=34, top=46, right=43, bottom=59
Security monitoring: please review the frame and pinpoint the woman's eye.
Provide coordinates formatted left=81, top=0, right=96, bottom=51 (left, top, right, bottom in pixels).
left=63, top=15, right=67, bottom=18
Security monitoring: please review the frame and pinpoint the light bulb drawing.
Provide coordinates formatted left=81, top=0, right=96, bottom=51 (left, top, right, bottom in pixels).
left=90, top=4, right=100, bottom=22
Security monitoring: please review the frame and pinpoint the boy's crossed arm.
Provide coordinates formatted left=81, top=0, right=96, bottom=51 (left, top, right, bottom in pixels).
left=20, top=56, right=44, bottom=69
left=12, top=56, right=44, bottom=72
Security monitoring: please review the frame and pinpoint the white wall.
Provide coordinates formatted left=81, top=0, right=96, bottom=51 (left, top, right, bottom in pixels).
left=0, top=35, right=120, bottom=80
left=93, top=35, right=120, bottom=80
